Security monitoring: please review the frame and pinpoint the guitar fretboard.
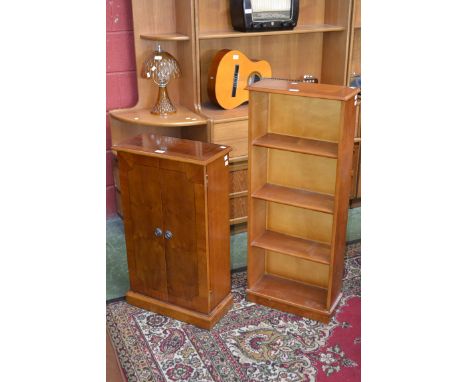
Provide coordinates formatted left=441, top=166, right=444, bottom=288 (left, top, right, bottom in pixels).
left=232, top=65, right=240, bottom=97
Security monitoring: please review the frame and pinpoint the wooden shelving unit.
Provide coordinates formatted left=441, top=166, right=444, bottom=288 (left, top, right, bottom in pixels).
left=109, top=0, right=356, bottom=225
left=246, top=79, right=359, bottom=322
left=198, top=0, right=353, bottom=226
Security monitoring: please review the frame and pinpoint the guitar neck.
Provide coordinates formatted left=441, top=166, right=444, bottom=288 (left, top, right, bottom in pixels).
left=265, top=75, right=319, bottom=84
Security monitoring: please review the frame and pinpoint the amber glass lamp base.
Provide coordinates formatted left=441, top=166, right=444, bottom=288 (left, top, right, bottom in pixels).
left=151, top=86, right=176, bottom=115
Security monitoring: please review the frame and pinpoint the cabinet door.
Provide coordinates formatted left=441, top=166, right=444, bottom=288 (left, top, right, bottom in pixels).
left=159, top=160, right=209, bottom=314
left=119, top=153, right=168, bottom=301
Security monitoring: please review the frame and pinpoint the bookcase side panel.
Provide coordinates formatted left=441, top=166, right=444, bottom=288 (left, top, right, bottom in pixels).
left=327, top=98, right=357, bottom=308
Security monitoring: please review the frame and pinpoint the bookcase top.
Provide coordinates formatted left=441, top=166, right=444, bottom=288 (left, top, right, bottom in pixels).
left=248, top=79, right=360, bottom=101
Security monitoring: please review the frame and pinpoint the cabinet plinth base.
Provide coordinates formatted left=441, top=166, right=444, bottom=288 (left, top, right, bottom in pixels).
left=246, top=290, right=342, bottom=323
left=126, top=291, right=233, bottom=330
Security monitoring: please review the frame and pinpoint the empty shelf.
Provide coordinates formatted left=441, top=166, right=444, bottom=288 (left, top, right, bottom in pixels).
left=252, top=183, right=334, bottom=213
left=251, top=230, right=331, bottom=264
left=253, top=133, right=338, bottom=158
left=249, top=274, right=327, bottom=311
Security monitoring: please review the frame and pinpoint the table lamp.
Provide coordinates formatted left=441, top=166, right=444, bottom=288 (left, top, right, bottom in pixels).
left=143, top=45, right=181, bottom=115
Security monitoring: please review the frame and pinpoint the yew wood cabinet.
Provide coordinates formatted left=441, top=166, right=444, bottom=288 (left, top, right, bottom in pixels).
left=113, top=134, right=233, bottom=329
left=246, top=80, right=359, bottom=323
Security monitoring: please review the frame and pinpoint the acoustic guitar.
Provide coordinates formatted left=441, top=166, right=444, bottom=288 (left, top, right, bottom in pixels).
left=208, top=49, right=272, bottom=110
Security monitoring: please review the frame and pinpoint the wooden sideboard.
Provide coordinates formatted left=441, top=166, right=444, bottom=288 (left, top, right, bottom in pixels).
left=246, top=80, right=359, bottom=322
left=109, top=0, right=358, bottom=228
left=113, top=134, right=233, bottom=329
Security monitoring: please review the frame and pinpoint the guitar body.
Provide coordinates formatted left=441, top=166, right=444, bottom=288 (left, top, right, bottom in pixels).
left=208, top=49, right=272, bottom=110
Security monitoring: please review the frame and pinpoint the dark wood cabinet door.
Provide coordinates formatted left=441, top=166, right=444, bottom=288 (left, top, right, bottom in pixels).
left=159, top=160, right=209, bottom=314
left=119, top=154, right=168, bottom=301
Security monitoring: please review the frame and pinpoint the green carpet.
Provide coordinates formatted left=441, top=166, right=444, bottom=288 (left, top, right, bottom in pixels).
left=106, top=207, right=361, bottom=300
left=106, top=218, right=130, bottom=301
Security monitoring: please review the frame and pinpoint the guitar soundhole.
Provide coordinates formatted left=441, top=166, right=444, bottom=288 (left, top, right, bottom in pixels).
left=248, top=72, right=263, bottom=86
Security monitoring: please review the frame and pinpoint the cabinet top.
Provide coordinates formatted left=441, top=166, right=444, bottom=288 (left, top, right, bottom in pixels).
left=112, top=134, right=232, bottom=165
left=248, top=79, right=360, bottom=101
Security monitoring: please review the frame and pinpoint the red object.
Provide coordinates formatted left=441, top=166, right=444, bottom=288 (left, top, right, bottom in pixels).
left=106, top=31, right=136, bottom=73
left=314, top=297, right=361, bottom=381
left=107, top=0, right=133, bottom=32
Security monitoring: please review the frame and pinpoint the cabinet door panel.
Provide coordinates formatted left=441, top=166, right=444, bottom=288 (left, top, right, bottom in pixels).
left=119, top=154, right=167, bottom=301
left=159, top=161, right=209, bottom=313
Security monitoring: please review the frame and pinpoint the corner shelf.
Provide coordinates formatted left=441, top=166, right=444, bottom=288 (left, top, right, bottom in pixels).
left=248, top=274, right=328, bottom=312
left=199, top=24, right=345, bottom=40
left=110, top=106, right=206, bottom=127
left=253, top=133, right=338, bottom=158
left=140, top=33, right=190, bottom=41
left=251, top=230, right=331, bottom=264
left=252, top=184, right=335, bottom=214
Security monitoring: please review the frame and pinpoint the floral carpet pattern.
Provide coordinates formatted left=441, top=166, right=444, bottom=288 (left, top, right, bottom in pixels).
left=107, top=242, right=360, bottom=381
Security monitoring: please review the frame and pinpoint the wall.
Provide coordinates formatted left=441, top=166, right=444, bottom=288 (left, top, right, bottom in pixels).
left=106, top=0, right=138, bottom=217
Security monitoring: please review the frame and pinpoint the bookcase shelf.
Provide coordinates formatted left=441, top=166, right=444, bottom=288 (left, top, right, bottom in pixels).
left=251, top=230, right=331, bottom=265
left=247, top=80, right=358, bottom=323
left=248, top=275, right=328, bottom=312
left=253, top=133, right=338, bottom=158
left=199, top=24, right=345, bottom=39
left=140, top=33, right=190, bottom=41
left=252, top=184, right=334, bottom=214
left=110, top=107, right=207, bottom=127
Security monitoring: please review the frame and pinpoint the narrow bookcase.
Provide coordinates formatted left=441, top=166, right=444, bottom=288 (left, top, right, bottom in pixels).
left=246, top=79, right=359, bottom=322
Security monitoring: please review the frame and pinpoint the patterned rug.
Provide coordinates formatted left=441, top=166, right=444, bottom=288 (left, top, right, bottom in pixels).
left=107, top=242, right=361, bottom=382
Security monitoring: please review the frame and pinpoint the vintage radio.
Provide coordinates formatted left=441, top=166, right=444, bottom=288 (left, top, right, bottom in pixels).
left=230, top=0, right=299, bottom=32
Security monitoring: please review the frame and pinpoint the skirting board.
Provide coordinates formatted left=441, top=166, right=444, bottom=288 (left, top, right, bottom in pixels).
left=126, top=291, right=233, bottom=330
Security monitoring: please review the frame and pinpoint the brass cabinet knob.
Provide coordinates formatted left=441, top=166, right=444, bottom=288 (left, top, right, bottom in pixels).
left=154, top=228, right=163, bottom=237
left=164, top=230, right=173, bottom=240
